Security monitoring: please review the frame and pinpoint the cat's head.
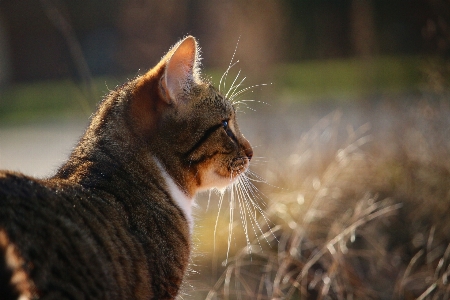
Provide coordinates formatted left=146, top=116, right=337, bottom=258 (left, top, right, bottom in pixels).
left=128, top=36, right=253, bottom=197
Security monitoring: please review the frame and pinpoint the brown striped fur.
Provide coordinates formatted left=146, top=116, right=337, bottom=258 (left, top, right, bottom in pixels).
left=0, top=36, right=253, bottom=299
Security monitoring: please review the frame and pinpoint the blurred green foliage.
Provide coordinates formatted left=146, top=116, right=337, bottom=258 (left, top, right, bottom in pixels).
left=276, top=56, right=423, bottom=102
left=0, top=56, right=425, bottom=124
left=0, top=76, right=126, bottom=124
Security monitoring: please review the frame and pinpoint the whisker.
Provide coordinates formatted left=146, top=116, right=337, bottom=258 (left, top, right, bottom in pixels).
left=206, top=189, right=212, bottom=212
left=247, top=169, right=285, bottom=191
left=237, top=176, right=265, bottom=252
left=225, top=173, right=236, bottom=265
left=235, top=178, right=252, bottom=254
left=241, top=173, right=279, bottom=242
left=243, top=161, right=267, bottom=167
left=230, top=83, right=271, bottom=101
left=219, top=36, right=240, bottom=93
left=240, top=174, right=265, bottom=209
left=232, top=101, right=257, bottom=113
left=220, top=60, right=240, bottom=93
left=225, top=70, right=244, bottom=99
left=234, top=107, right=247, bottom=114
left=247, top=156, right=268, bottom=161
left=236, top=99, right=271, bottom=106
left=228, top=76, right=247, bottom=101
left=214, top=191, right=226, bottom=253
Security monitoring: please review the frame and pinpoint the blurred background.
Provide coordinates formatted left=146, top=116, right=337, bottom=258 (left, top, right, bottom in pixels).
left=1, top=0, right=450, bottom=299
left=1, top=0, right=449, bottom=174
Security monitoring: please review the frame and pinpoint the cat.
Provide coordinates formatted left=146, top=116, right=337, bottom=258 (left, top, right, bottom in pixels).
left=0, top=35, right=253, bottom=299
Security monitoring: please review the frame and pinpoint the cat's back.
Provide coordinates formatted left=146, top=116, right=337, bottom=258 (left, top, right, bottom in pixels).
left=0, top=170, right=45, bottom=199
left=0, top=171, right=121, bottom=299
left=0, top=169, right=185, bottom=299
left=0, top=171, right=151, bottom=299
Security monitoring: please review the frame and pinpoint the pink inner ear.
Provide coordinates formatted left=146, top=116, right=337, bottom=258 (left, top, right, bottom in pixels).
left=165, top=37, right=197, bottom=103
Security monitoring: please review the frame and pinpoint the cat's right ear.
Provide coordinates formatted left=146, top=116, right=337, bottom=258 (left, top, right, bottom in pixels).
left=160, top=36, right=201, bottom=105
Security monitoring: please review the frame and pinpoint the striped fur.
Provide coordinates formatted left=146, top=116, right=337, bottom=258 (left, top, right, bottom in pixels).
left=0, top=36, right=252, bottom=299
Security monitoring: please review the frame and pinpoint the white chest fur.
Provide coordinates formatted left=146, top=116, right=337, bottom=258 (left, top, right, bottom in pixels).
left=154, top=157, right=194, bottom=232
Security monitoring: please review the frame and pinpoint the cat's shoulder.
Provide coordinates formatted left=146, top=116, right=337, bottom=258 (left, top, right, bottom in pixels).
left=0, top=170, right=49, bottom=198
left=0, top=170, right=39, bottom=186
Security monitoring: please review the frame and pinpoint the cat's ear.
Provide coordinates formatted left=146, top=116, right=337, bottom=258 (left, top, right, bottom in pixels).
left=161, top=36, right=201, bottom=105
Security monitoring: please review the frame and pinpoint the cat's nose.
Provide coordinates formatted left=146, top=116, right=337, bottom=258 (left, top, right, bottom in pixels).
left=241, top=136, right=253, bottom=161
left=245, top=147, right=253, bottom=161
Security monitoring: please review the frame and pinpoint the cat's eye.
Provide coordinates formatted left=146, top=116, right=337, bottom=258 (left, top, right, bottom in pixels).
left=222, top=120, right=236, bottom=141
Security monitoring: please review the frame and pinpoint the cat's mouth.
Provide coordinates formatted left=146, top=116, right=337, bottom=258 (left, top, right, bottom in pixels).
left=195, top=155, right=251, bottom=192
left=213, top=156, right=250, bottom=180
left=230, top=157, right=250, bottom=174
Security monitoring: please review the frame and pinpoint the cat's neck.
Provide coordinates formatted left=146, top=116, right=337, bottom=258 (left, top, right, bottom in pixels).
left=153, top=157, right=194, bottom=231
left=52, top=93, right=145, bottom=187
left=51, top=118, right=195, bottom=230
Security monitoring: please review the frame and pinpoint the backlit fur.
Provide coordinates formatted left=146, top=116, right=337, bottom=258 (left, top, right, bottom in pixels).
left=0, top=36, right=252, bottom=299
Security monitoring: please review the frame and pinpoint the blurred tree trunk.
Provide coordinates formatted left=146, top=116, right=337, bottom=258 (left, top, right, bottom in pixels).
left=116, top=0, right=188, bottom=73
left=198, top=0, right=287, bottom=81
left=350, top=0, right=377, bottom=57
left=0, top=11, right=11, bottom=87
left=422, top=0, right=450, bottom=95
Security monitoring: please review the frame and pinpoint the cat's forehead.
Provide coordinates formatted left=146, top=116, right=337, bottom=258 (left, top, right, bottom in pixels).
left=193, top=85, right=234, bottom=116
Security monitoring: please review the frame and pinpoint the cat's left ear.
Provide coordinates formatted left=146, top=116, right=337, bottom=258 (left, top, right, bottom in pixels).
left=161, top=36, right=201, bottom=105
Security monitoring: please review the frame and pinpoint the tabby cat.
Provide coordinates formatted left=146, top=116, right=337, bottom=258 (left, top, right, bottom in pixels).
left=0, top=36, right=253, bottom=299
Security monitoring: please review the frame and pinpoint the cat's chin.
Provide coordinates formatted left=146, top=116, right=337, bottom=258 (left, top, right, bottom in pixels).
left=197, top=168, right=246, bottom=193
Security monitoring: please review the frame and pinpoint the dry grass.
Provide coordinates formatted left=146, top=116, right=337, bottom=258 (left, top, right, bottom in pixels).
left=197, top=98, right=450, bottom=299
